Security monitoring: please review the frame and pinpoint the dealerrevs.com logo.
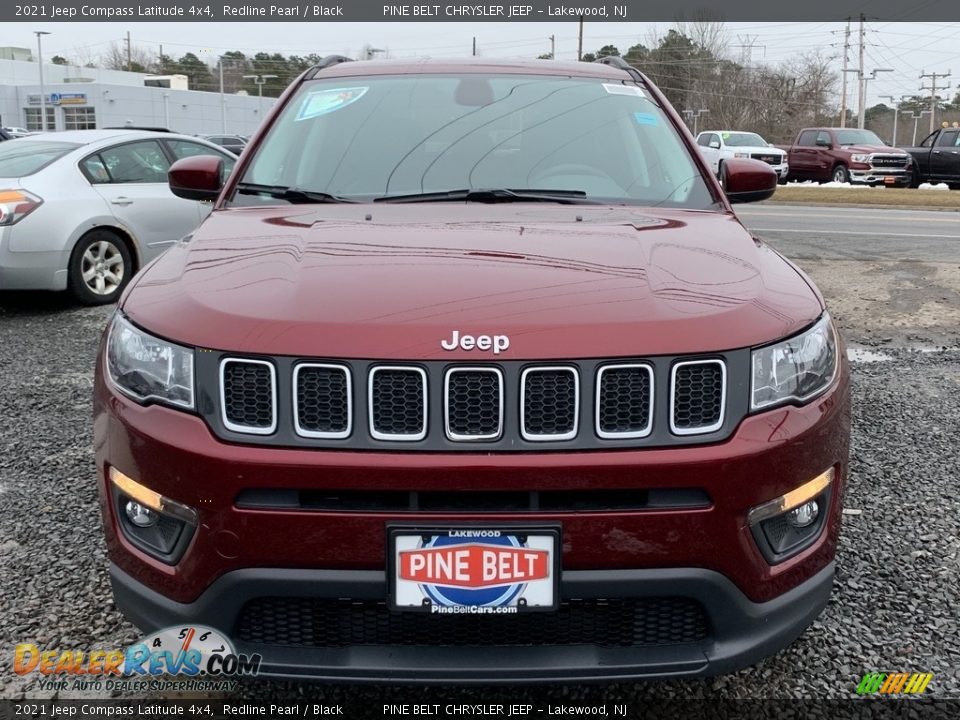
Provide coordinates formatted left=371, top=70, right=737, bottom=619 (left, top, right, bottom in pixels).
left=14, top=625, right=261, bottom=692
left=856, top=672, right=934, bottom=695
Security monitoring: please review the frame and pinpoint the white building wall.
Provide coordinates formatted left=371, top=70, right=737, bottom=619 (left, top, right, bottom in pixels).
left=0, top=58, right=149, bottom=86
left=0, top=82, right=275, bottom=135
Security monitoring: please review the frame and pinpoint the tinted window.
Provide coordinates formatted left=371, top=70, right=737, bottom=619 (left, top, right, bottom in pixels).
left=797, top=130, right=818, bottom=147
left=92, top=141, right=170, bottom=183
left=235, top=74, right=715, bottom=209
left=723, top=132, right=767, bottom=147
left=696, top=134, right=710, bottom=147
left=834, top=129, right=884, bottom=146
left=934, top=131, right=958, bottom=148
left=816, top=131, right=831, bottom=146
left=0, top=140, right=78, bottom=176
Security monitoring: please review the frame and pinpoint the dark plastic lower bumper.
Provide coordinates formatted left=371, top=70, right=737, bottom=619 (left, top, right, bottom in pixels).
left=110, top=560, right=834, bottom=684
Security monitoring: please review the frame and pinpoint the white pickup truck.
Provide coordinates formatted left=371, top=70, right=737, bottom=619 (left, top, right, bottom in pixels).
left=696, top=130, right=789, bottom=183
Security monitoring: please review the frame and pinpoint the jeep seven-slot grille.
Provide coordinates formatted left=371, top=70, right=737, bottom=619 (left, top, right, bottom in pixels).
left=220, top=359, right=276, bottom=434
left=445, top=368, right=503, bottom=440
left=369, top=367, right=426, bottom=440
left=597, top=364, right=653, bottom=437
left=294, top=364, right=350, bottom=438
left=671, top=360, right=725, bottom=434
left=235, top=597, right=709, bottom=648
left=214, top=357, right=730, bottom=446
left=522, top=367, right=579, bottom=440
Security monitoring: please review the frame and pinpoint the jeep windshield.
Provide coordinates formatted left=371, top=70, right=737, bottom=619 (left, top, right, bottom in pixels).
left=230, top=73, right=716, bottom=209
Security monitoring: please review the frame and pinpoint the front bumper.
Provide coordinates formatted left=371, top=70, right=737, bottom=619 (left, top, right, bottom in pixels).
left=849, top=168, right=910, bottom=185
left=95, top=344, right=850, bottom=681
left=110, top=560, right=835, bottom=683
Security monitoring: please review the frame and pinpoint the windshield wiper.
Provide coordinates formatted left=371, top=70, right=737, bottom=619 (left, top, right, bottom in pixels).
left=235, top=182, right=356, bottom=204
left=373, top=188, right=594, bottom=204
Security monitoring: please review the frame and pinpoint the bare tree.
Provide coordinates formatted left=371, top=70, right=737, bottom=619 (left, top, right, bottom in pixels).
left=100, top=41, right=155, bottom=73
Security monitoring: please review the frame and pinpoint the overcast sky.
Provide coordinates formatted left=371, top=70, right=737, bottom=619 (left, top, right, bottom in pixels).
left=8, top=21, right=959, bottom=104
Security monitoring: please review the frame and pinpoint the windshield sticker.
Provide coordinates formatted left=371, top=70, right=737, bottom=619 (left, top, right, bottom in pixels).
left=295, top=87, right=368, bottom=121
left=602, top=83, right=646, bottom=97
left=721, top=132, right=730, bottom=139
left=633, top=112, right=658, bottom=126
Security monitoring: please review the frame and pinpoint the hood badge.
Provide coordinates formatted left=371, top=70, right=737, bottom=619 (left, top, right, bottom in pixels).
left=441, top=330, right=510, bottom=355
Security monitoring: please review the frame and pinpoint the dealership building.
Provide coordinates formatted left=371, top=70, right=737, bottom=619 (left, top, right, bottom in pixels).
left=0, top=53, right=272, bottom=135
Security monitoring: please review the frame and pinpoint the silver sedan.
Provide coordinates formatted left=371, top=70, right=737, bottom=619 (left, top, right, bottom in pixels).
left=0, top=129, right=235, bottom=304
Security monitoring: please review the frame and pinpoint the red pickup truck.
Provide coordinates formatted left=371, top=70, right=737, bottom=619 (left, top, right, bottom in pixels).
left=778, top=127, right=913, bottom=186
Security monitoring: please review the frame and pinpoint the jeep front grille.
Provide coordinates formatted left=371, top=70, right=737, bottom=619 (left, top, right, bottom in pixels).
left=369, top=367, right=427, bottom=440
left=293, top=364, right=351, bottom=439
left=210, top=355, right=736, bottom=448
left=219, top=358, right=277, bottom=435
left=596, top=364, right=654, bottom=438
left=671, top=360, right=726, bottom=434
left=444, top=367, right=503, bottom=441
left=521, top=367, right=579, bottom=441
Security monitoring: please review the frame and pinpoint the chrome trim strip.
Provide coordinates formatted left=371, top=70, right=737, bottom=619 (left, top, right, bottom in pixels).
left=520, top=366, right=580, bottom=442
left=595, top=363, right=655, bottom=439
left=219, top=358, right=277, bottom=435
left=444, top=367, right=504, bottom=442
left=368, top=366, right=428, bottom=441
left=292, top=363, right=352, bottom=440
left=669, top=359, right=726, bottom=436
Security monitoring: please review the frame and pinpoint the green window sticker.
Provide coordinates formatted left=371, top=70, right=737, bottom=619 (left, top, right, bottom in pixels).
left=296, top=87, right=368, bottom=121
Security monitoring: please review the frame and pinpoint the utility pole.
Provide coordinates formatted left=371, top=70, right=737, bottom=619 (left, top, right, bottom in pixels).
left=839, top=18, right=851, bottom=127
left=126, top=31, right=132, bottom=72
left=219, top=58, right=226, bottom=134
left=577, top=16, right=584, bottom=61
left=920, top=69, right=951, bottom=133
left=549, top=34, right=555, bottom=59
left=472, top=37, right=476, bottom=57
left=857, top=14, right=866, bottom=129
left=734, top=34, right=758, bottom=65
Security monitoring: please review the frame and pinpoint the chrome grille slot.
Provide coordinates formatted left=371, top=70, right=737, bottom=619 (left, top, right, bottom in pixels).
left=293, top=364, right=351, bottom=439
left=521, top=366, right=579, bottom=441
left=220, top=358, right=277, bottom=435
left=368, top=366, right=427, bottom=441
left=444, top=367, right=503, bottom=441
left=670, top=359, right=725, bottom=435
left=596, top=364, right=654, bottom=438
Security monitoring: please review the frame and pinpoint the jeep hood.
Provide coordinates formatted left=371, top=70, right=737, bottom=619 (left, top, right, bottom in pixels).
left=123, top=205, right=823, bottom=360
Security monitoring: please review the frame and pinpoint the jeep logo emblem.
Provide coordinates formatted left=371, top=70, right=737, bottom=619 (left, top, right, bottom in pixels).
left=441, top=330, right=510, bottom=354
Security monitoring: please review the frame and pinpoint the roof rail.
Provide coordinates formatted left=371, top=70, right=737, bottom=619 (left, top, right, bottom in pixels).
left=593, top=55, right=646, bottom=84
left=304, top=55, right=354, bottom=79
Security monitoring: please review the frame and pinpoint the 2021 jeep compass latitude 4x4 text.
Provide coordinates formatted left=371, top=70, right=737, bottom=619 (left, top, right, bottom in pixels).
left=94, top=56, right=850, bottom=682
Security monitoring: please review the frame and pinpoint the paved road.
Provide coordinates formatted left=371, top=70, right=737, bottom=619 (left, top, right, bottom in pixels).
left=735, top=203, right=960, bottom=262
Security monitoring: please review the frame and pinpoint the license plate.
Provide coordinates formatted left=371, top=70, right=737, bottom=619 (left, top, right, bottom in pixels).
left=388, top=526, right=560, bottom=613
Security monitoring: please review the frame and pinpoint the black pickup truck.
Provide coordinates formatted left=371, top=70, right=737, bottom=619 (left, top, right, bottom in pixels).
left=902, top=127, right=960, bottom=188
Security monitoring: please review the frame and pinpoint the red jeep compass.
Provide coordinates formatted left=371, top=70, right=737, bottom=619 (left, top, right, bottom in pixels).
left=94, top=56, right=850, bottom=682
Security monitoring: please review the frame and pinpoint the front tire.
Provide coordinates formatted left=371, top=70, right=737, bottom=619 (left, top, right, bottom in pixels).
left=831, top=165, right=850, bottom=184
left=68, top=229, right=133, bottom=305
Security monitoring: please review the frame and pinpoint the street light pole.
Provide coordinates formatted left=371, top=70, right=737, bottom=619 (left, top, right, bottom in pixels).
left=880, top=95, right=898, bottom=145
left=34, top=31, right=51, bottom=132
left=162, top=92, right=170, bottom=129
left=242, top=74, right=278, bottom=118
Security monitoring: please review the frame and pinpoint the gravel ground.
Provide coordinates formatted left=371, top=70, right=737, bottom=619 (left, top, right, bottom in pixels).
left=0, top=289, right=958, bottom=709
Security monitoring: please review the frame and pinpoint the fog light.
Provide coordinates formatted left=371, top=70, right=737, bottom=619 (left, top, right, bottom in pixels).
left=786, top=500, right=819, bottom=528
left=125, top=500, right=158, bottom=528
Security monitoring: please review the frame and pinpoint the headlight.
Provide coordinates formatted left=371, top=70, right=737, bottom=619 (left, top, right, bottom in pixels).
left=733, top=152, right=750, bottom=159
left=851, top=154, right=870, bottom=163
left=751, top=314, right=838, bottom=411
left=107, top=314, right=194, bottom=409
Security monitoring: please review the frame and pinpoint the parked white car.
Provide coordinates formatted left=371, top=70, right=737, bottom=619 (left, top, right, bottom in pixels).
left=696, top=130, right=789, bottom=183
left=0, top=129, right=235, bottom=304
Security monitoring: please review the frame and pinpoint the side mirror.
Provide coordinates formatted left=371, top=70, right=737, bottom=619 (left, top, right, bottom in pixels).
left=708, top=141, right=721, bottom=149
left=722, top=158, right=777, bottom=204
left=815, top=138, right=832, bottom=149
left=168, top=155, right=224, bottom=201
